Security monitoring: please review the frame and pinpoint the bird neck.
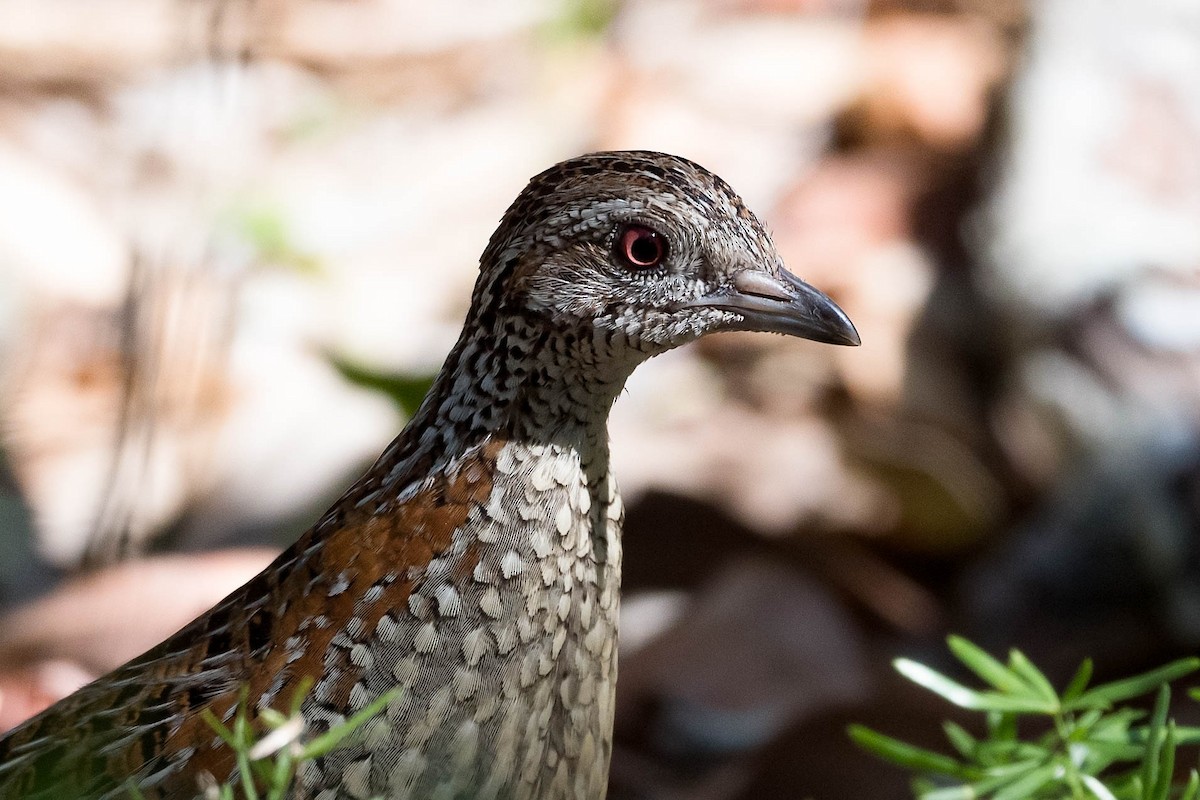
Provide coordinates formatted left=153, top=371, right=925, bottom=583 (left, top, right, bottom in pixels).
left=370, top=312, right=643, bottom=496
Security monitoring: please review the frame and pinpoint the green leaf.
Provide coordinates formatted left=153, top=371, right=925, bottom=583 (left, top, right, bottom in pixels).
left=265, top=746, right=295, bottom=800
left=1073, top=658, right=1200, bottom=708
left=970, top=758, right=1050, bottom=793
left=1081, top=774, right=1120, bottom=800
left=1090, top=707, right=1143, bottom=739
left=947, top=636, right=1030, bottom=695
left=1068, top=709, right=1104, bottom=741
left=330, top=357, right=436, bottom=417
left=249, top=754, right=276, bottom=778
left=258, top=708, right=288, bottom=728
left=1149, top=721, right=1175, bottom=800
left=846, top=725, right=969, bottom=777
left=973, top=739, right=1046, bottom=769
left=1077, top=737, right=1143, bottom=766
left=895, top=659, right=1057, bottom=713
left=1117, top=723, right=1200, bottom=747
left=1170, top=725, right=1200, bottom=745
left=300, top=687, right=402, bottom=760
left=1139, top=685, right=1170, bottom=796
left=918, top=787, right=976, bottom=800
left=288, top=676, right=315, bottom=716
left=943, top=721, right=977, bottom=758
left=1180, top=769, right=1199, bottom=800
left=234, top=204, right=322, bottom=276
left=986, top=711, right=1018, bottom=742
left=201, top=708, right=238, bottom=749
left=991, top=762, right=1059, bottom=800
left=237, top=745, right=260, bottom=800
left=541, top=0, right=619, bottom=41
left=1064, top=659, right=1095, bottom=703
left=235, top=726, right=261, bottom=800
left=1007, top=649, right=1059, bottom=707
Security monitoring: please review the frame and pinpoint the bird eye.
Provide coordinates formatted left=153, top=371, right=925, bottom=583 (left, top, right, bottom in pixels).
left=615, top=224, right=667, bottom=269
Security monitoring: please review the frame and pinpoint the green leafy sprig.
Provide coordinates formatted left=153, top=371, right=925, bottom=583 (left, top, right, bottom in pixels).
left=850, top=636, right=1200, bottom=800
left=129, top=679, right=399, bottom=800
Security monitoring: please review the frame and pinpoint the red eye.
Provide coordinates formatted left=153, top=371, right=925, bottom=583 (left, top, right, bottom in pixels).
left=616, top=224, right=666, bottom=269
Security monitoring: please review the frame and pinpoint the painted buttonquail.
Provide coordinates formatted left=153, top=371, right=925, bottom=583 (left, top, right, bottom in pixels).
left=0, top=151, right=859, bottom=800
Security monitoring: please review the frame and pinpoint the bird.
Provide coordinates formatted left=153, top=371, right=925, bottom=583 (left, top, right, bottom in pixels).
left=0, top=150, right=859, bottom=800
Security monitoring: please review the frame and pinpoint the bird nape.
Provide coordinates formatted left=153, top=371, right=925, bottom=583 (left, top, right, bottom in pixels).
left=0, top=150, right=858, bottom=800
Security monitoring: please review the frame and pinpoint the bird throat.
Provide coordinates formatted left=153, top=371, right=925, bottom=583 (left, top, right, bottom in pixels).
left=373, top=310, right=642, bottom=493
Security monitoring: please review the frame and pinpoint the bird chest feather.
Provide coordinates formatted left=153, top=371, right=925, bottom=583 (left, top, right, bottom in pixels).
left=294, top=438, right=623, bottom=800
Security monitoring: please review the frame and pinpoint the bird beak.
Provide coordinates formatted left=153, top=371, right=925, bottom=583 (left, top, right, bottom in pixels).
left=688, top=268, right=861, bottom=346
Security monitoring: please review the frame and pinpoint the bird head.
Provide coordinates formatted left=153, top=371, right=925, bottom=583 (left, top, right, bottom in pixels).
left=476, top=151, right=860, bottom=361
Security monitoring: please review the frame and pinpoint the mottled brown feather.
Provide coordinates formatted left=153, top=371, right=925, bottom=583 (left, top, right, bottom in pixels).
left=0, top=442, right=500, bottom=799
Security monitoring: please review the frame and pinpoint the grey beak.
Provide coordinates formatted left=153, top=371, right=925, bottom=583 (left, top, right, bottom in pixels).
left=687, top=268, right=861, bottom=346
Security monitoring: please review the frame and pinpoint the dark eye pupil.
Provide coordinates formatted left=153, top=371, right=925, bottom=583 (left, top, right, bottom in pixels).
left=618, top=225, right=665, bottom=268
left=630, top=235, right=659, bottom=263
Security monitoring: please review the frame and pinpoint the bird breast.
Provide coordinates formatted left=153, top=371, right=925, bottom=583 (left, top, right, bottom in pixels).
left=297, top=438, right=624, bottom=800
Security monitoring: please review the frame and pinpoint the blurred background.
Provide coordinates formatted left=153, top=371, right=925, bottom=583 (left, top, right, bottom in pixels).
left=0, top=0, right=1198, bottom=797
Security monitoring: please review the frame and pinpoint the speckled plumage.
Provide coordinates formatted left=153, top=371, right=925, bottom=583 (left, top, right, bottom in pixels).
left=0, top=151, right=858, bottom=800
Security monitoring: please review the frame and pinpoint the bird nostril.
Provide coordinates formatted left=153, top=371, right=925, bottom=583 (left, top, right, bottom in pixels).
left=731, top=270, right=791, bottom=302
